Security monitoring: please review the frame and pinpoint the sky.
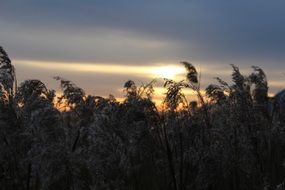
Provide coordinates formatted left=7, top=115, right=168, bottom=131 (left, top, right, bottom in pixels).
left=1, top=0, right=285, bottom=103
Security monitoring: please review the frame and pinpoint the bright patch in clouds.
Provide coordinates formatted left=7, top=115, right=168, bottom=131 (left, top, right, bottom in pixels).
left=14, top=60, right=186, bottom=79
left=151, top=65, right=185, bottom=79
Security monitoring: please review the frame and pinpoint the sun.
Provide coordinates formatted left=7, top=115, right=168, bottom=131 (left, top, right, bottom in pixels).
left=151, top=65, right=185, bottom=79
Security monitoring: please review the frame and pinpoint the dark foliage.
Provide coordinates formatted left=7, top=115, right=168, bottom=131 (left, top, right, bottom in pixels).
left=0, top=47, right=285, bottom=190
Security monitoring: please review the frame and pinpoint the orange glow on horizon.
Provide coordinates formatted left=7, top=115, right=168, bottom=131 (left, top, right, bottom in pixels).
left=13, top=59, right=283, bottom=107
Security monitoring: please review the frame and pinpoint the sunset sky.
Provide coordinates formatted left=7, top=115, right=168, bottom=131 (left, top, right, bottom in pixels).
left=1, top=0, right=285, bottom=103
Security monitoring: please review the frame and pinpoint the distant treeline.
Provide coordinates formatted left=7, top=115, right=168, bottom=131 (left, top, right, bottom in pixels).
left=1, top=46, right=285, bottom=190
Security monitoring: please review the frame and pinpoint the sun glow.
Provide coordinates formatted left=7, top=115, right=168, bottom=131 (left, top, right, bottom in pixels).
left=151, top=65, right=185, bottom=79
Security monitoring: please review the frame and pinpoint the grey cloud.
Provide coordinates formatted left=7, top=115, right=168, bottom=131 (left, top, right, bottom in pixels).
left=1, top=0, right=285, bottom=67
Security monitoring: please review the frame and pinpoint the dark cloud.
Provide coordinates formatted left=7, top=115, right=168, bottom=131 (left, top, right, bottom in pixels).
left=1, top=0, right=285, bottom=65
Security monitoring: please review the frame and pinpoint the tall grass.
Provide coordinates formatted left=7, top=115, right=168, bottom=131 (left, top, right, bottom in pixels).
left=1, top=47, right=285, bottom=190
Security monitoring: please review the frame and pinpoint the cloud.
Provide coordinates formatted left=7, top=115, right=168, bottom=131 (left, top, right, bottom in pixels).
left=1, top=0, right=285, bottom=98
left=0, top=21, right=178, bottom=63
left=1, top=0, right=285, bottom=66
